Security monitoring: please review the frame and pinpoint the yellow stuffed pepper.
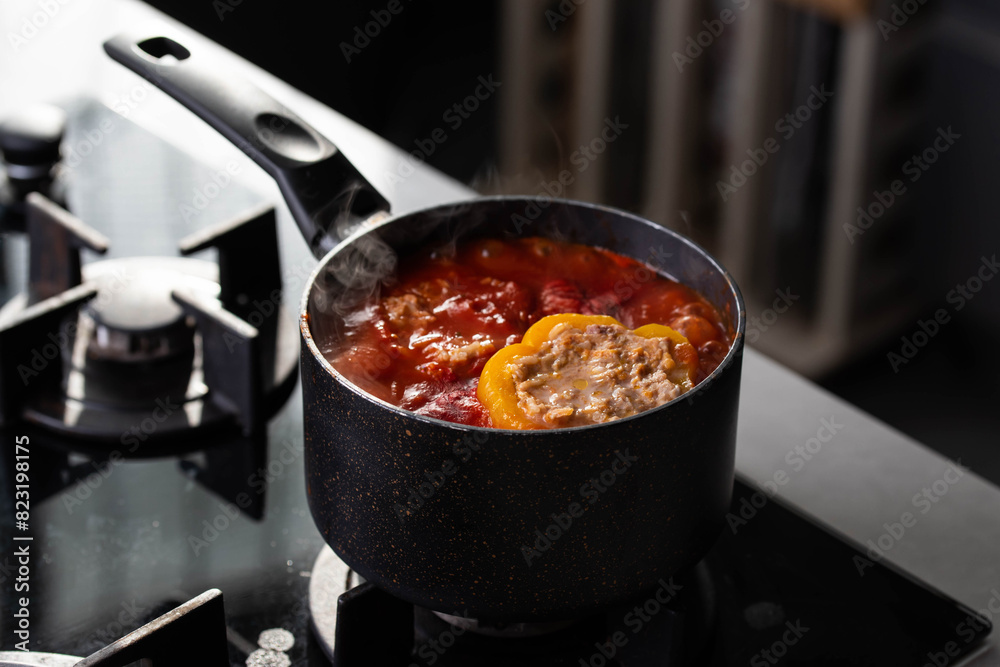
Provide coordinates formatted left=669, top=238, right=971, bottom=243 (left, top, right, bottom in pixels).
left=477, top=314, right=699, bottom=430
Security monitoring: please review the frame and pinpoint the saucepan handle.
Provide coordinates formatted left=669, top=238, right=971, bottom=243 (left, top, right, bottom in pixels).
left=103, top=34, right=390, bottom=258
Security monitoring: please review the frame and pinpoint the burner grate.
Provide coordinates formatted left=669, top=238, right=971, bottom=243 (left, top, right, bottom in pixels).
left=308, top=546, right=715, bottom=667
left=0, top=196, right=297, bottom=450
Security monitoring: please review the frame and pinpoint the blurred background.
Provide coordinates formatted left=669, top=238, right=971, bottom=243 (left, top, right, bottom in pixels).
left=4, top=0, right=1000, bottom=477
left=142, top=0, right=1000, bottom=480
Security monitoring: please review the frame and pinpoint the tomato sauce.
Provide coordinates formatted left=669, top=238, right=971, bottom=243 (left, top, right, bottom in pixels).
left=327, top=237, right=733, bottom=427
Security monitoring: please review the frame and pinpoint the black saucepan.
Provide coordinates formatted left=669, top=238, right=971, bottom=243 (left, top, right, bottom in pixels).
left=104, top=34, right=745, bottom=622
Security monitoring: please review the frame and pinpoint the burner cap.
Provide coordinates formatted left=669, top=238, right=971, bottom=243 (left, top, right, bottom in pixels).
left=83, top=257, right=219, bottom=362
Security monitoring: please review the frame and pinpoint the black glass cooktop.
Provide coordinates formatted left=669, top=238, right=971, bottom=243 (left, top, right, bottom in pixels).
left=0, top=101, right=991, bottom=666
left=0, top=441, right=990, bottom=667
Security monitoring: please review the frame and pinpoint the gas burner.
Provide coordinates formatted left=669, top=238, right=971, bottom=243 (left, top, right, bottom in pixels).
left=0, top=194, right=297, bottom=451
left=307, top=546, right=715, bottom=666
left=83, top=257, right=216, bottom=363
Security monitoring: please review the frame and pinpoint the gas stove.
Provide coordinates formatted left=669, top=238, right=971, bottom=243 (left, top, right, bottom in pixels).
left=0, top=79, right=992, bottom=667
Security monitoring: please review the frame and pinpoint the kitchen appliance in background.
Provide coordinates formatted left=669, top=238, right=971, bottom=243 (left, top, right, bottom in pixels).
left=712, top=0, right=936, bottom=377
left=497, top=0, right=935, bottom=378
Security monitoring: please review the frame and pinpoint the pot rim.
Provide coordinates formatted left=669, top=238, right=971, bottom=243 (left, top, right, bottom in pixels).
left=298, top=195, right=746, bottom=435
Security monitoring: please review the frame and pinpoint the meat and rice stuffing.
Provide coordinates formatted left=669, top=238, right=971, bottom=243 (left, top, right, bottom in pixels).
left=507, top=321, right=696, bottom=428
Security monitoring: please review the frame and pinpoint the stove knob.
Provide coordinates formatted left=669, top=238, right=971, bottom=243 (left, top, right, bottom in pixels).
left=0, top=104, right=69, bottom=233
left=0, top=103, right=66, bottom=180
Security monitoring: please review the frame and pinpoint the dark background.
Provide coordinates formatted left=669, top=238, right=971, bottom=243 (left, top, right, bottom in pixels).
left=145, top=2, right=502, bottom=185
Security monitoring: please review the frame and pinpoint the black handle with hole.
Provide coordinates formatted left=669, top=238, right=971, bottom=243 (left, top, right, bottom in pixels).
left=103, top=34, right=391, bottom=259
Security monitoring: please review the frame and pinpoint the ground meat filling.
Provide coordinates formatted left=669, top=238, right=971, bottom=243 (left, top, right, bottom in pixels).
left=508, top=323, right=694, bottom=428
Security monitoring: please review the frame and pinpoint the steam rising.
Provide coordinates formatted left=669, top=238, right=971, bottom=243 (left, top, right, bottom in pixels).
left=312, top=233, right=397, bottom=319
left=307, top=201, right=481, bottom=355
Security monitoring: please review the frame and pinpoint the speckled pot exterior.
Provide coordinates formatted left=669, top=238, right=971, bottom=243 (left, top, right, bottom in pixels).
left=301, top=198, right=745, bottom=622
